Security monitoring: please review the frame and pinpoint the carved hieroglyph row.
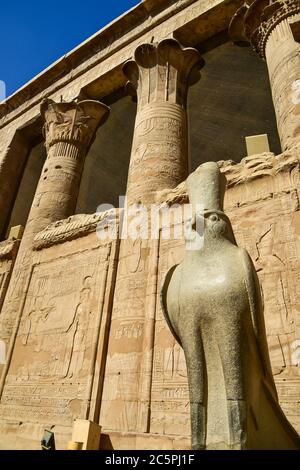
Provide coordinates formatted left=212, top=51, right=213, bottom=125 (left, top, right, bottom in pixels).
left=265, top=21, right=300, bottom=152
left=0, top=240, right=118, bottom=436
left=127, top=103, right=188, bottom=205
left=2, top=162, right=300, bottom=443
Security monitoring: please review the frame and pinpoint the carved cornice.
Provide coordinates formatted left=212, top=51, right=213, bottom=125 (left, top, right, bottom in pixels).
left=0, top=239, right=20, bottom=261
left=156, top=146, right=300, bottom=204
left=229, top=0, right=300, bottom=57
left=33, top=209, right=120, bottom=250
left=123, top=38, right=203, bottom=108
left=41, top=99, right=110, bottom=154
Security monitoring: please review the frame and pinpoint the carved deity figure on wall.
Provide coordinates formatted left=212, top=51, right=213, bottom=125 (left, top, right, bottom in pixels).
left=62, top=276, right=93, bottom=379
left=161, top=161, right=300, bottom=450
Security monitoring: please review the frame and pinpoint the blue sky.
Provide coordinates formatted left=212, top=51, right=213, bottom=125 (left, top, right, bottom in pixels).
left=0, top=1, right=139, bottom=98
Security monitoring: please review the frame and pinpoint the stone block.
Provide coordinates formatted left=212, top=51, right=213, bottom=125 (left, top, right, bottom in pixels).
left=246, top=134, right=270, bottom=156
left=8, top=225, right=24, bottom=240
left=71, top=419, right=101, bottom=450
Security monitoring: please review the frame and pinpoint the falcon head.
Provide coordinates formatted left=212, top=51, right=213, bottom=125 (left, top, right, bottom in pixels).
left=190, top=209, right=236, bottom=245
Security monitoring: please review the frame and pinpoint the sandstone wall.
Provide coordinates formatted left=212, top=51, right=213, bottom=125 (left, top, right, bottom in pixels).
left=0, top=150, right=300, bottom=448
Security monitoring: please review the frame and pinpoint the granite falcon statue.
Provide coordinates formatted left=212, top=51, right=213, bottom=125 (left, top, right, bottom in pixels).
left=161, top=161, right=300, bottom=450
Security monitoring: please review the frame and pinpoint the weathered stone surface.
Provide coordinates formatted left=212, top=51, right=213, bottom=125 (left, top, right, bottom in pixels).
left=0, top=238, right=20, bottom=347
left=70, top=419, right=102, bottom=450
left=100, top=430, right=190, bottom=450
left=0, top=227, right=119, bottom=450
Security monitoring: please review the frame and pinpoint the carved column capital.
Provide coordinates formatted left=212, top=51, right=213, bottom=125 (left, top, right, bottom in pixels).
left=41, top=98, right=110, bottom=156
left=229, top=0, right=300, bottom=58
left=230, top=0, right=300, bottom=152
left=26, top=98, right=110, bottom=232
left=123, top=38, right=203, bottom=109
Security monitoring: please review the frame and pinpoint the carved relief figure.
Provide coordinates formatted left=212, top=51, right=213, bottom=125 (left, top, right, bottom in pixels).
left=22, top=294, right=55, bottom=352
left=62, top=276, right=92, bottom=378
left=161, top=162, right=300, bottom=450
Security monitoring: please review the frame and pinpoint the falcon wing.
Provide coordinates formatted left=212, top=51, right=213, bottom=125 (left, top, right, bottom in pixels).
left=240, top=248, right=277, bottom=398
left=160, top=265, right=182, bottom=347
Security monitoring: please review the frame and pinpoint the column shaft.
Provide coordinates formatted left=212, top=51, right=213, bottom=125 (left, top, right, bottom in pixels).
left=128, top=102, right=188, bottom=204
left=265, top=19, right=300, bottom=151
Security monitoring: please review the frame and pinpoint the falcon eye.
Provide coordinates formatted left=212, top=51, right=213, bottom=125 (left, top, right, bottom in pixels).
left=209, top=214, right=219, bottom=222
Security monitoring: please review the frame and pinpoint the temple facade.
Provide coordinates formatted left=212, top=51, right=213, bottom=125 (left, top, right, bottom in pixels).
left=0, top=0, right=299, bottom=449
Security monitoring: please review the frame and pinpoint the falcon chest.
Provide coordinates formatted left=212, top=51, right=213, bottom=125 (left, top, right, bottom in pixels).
left=177, top=250, right=248, bottom=323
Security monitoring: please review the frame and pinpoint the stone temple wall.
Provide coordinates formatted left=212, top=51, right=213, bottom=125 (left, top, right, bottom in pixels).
left=1, top=148, right=300, bottom=449
left=0, top=0, right=299, bottom=449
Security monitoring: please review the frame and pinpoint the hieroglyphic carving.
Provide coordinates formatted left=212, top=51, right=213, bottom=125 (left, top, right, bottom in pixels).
left=0, top=246, right=113, bottom=427
left=0, top=0, right=226, bottom=128
left=127, top=104, right=188, bottom=205
left=150, top=234, right=190, bottom=436
left=227, top=190, right=300, bottom=381
left=100, top=237, right=150, bottom=432
left=0, top=239, right=20, bottom=261
left=265, top=31, right=300, bottom=151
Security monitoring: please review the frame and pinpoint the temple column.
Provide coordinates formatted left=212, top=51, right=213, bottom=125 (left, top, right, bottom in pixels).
left=123, top=38, right=202, bottom=205
left=230, top=0, right=300, bottom=152
left=29, top=99, right=109, bottom=236
left=0, top=99, right=109, bottom=392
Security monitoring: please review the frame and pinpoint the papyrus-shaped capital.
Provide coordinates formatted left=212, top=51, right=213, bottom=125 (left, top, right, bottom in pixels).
left=123, top=39, right=203, bottom=108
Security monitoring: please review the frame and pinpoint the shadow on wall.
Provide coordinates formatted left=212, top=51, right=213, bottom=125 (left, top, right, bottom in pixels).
left=188, top=40, right=281, bottom=169
left=99, top=433, right=114, bottom=450
left=76, top=96, right=136, bottom=214
left=6, top=142, right=46, bottom=235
